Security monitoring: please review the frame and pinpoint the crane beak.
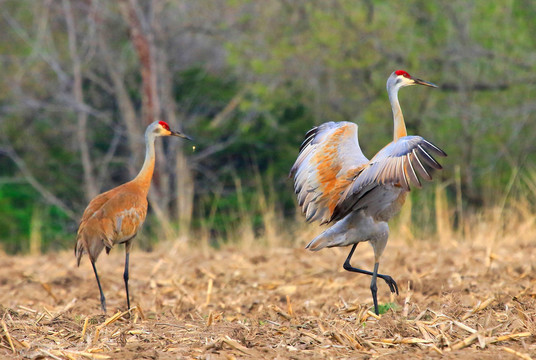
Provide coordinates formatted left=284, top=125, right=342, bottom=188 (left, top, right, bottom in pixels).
left=413, top=78, right=438, bottom=88
left=170, top=130, right=193, bottom=141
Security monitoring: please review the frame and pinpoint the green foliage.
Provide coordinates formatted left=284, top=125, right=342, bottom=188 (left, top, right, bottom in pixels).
left=0, top=184, right=72, bottom=253
left=378, top=302, right=398, bottom=315
left=175, top=67, right=312, bottom=237
left=0, top=184, right=35, bottom=253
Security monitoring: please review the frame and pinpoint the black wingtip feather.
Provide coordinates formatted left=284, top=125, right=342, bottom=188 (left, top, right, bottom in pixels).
left=416, top=145, right=443, bottom=170
left=411, top=149, right=433, bottom=181
left=422, top=140, right=447, bottom=157
left=299, top=126, right=320, bottom=152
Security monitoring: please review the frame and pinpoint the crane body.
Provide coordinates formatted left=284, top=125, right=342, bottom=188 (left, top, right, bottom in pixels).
left=75, top=120, right=190, bottom=313
left=290, top=70, right=446, bottom=315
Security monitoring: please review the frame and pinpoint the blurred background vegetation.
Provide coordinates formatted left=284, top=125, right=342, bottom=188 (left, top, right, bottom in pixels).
left=1, top=0, right=536, bottom=254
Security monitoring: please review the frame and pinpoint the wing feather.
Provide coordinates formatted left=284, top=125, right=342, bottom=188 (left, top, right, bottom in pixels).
left=416, top=145, right=443, bottom=170
left=421, top=139, right=447, bottom=157
left=300, top=126, right=320, bottom=151
left=398, top=156, right=410, bottom=190
left=411, top=149, right=432, bottom=180
left=405, top=153, right=422, bottom=188
left=331, top=136, right=446, bottom=222
left=290, top=122, right=369, bottom=224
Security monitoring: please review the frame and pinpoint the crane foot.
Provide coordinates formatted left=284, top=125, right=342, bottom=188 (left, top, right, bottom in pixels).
left=378, top=274, right=398, bottom=295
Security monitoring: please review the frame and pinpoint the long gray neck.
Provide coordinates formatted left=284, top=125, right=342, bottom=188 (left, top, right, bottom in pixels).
left=132, top=129, right=157, bottom=193
left=388, top=85, right=407, bottom=141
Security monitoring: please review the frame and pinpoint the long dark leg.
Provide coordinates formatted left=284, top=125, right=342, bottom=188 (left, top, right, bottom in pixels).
left=91, top=261, right=106, bottom=313
left=370, top=262, right=379, bottom=315
left=343, top=244, right=399, bottom=294
left=343, top=244, right=399, bottom=314
left=123, top=241, right=132, bottom=310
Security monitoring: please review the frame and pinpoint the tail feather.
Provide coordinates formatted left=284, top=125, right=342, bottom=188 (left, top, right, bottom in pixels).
left=305, top=236, right=330, bottom=251
left=75, top=234, right=86, bottom=267
left=305, top=226, right=347, bottom=251
left=305, top=211, right=389, bottom=251
left=75, top=226, right=106, bottom=265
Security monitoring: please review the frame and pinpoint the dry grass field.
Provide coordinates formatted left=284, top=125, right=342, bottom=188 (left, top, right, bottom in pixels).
left=0, top=207, right=535, bottom=359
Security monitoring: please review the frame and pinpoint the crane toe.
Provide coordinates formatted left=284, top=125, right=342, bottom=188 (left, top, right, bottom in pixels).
left=380, top=274, right=399, bottom=295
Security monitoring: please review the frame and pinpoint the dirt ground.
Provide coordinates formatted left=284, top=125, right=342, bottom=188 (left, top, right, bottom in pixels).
left=0, top=232, right=535, bottom=359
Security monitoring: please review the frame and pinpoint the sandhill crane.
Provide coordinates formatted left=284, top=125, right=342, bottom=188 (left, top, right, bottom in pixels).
left=290, top=70, right=446, bottom=315
left=75, top=120, right=191, bottom=313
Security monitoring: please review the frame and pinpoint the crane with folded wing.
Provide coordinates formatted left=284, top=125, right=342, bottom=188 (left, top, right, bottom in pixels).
left=75, top=120, right=191, bottom=313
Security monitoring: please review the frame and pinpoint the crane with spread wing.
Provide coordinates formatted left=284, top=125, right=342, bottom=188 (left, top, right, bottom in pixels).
left=290, top=70, right=447, bottom=315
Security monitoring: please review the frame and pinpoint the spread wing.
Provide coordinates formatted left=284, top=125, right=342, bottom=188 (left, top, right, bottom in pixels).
left=290, top=122, right=369, bottom=224
left=331, top=136, right=447, bottom=222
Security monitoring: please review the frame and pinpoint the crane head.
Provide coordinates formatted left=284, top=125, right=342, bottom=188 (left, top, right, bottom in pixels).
left=388, top=70, right=438, bottom=90
left=152, top=121, right=192, bottom=140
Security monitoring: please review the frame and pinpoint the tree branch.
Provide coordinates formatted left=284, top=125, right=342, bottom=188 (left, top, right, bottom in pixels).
left=119, top=0, right=160, bottom=125
left=96, top=4, right=143, bottom=178
left=119, top=0, right=172, bottom=236
left=95, top=126, right=123, bottom=191
left=63, top=0, right=98, bottom=200
left=191, top=134, right=239, bottom=163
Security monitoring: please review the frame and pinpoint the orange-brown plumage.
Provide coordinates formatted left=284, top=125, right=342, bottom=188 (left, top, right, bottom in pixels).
left=75, top=120, right=190, bottom=312
left=314, top=130, right=343, bottom=215
left=75, top=182, right=148, bottom=265
left=291, top=122, right=369, bottom=224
